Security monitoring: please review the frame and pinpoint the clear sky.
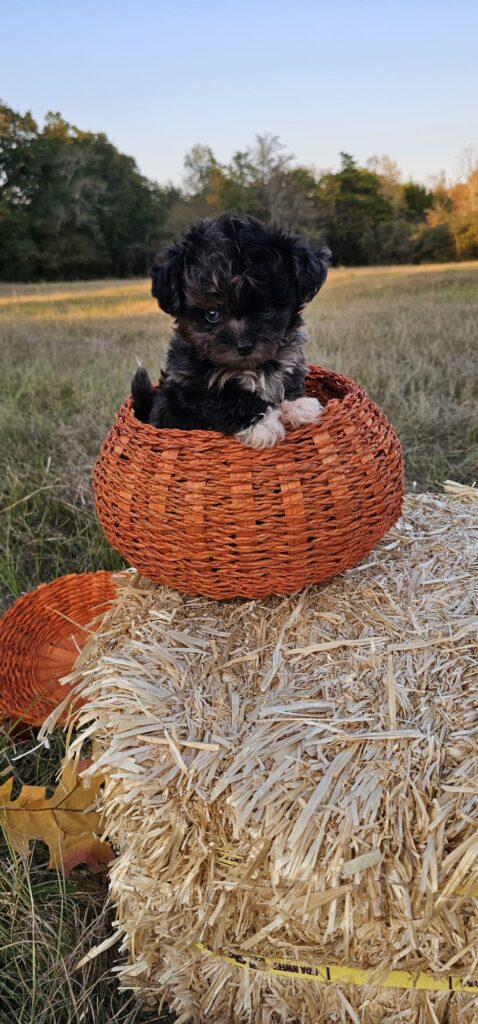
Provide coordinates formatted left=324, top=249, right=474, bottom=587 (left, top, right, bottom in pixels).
left=2, top=0, right=477, bottom=188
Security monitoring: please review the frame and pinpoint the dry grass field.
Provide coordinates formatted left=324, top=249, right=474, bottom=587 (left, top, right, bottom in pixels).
left=0, top=261, right=477, bottom=613
left=0, top=262, right=477, bottom=1023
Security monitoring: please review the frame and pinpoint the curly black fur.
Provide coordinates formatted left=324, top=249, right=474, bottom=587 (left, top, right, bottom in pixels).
left=132, top=213, right=331, bottom=435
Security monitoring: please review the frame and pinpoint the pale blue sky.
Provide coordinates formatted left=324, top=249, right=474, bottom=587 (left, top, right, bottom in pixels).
left=2, top=0, right=477, bottom=187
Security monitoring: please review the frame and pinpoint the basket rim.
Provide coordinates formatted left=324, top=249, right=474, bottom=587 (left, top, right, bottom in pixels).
left=0, top=570, right=119, bottom=725
left=119, top=363, right=363, bottom=451
left=0, top=570, right=115, bottom=635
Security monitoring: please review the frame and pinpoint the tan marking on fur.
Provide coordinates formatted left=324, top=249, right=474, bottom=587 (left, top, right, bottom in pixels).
left=228, top=319, right=246, bottom=336
left=208, top=367, right=285, bottom=404
left=208, top=368, right=237, bottom=390
left=238, top=370, right=285, bottom=403
left=257, top=370, right=285, bottom=403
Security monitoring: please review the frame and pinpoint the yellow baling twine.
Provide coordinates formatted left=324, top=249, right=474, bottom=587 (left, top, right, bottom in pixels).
left=72, top=829, right=478, bottom=982
left=196, top=943, right=478, bottom=994
left=203, top=850, right=478, bottom=993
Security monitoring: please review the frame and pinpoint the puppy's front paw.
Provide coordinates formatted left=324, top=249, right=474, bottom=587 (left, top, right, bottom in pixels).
left=236, top=407, right=286, bottom=449
left=280, top=397, right=323, bottom=428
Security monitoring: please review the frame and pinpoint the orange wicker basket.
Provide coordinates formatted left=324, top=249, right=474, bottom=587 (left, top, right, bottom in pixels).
left=0, top=571, right=116, bottom=726
left=94, top=366, right=404, bottom=599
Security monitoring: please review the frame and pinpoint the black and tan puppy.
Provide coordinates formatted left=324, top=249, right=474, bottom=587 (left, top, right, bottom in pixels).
left=132, top=213, right=331, bottom=447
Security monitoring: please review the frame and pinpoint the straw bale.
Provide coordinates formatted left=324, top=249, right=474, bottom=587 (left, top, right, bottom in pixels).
left=50, top=486, right=478, bottom=1023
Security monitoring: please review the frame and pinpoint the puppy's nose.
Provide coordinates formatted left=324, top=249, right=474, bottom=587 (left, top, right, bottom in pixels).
left=236, top=338, right=254, bottom=355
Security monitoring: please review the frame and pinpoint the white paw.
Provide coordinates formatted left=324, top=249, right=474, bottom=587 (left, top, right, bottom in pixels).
left=280, top=397, right=324, bottom=428
left=236, top=407, right=286, bottom=449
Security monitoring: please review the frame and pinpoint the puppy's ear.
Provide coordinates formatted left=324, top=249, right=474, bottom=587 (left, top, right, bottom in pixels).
left=150, top=240, right=186, bottom=316
left=290, top=239, right=332, bottom=305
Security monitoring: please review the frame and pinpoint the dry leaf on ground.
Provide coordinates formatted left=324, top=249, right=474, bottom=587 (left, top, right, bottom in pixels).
left=0, top=758, right=114, bottom=875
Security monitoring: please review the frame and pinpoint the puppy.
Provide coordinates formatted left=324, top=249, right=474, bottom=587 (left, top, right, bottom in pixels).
left=132, top=214, right=331, bottom=447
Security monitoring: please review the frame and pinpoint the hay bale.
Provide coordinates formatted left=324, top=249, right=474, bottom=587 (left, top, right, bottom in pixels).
left=55, top=487, right=478, bottom=1023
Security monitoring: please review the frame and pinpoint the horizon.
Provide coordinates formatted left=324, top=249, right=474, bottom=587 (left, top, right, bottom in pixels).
left=2, top=0, right=477, bottom=190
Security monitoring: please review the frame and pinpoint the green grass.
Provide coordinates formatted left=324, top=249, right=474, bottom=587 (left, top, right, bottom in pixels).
left=0, top=727, right=168, bottom=1024
left=0, top=262, right=477, bottom=1022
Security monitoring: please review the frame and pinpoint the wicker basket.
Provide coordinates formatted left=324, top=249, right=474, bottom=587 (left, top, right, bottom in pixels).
left=0, top=571, right=116, bottom=726
left=94, top=366, right=404, bottom=599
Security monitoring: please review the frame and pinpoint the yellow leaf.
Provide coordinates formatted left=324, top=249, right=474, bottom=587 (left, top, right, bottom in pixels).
left=0, top=758, right=114, bottom=875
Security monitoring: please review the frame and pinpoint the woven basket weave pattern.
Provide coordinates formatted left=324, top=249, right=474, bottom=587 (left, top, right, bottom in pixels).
left=0, top=571, right=116, bottom=725
left=94, top=366, right=404, bottom=599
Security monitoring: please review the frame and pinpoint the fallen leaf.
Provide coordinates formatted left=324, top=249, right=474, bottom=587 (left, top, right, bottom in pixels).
left=0, top=758, right=114, bottom=875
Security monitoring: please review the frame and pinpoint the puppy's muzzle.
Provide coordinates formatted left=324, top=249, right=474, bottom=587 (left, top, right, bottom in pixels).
left=236, top=338, right=254, bottom=356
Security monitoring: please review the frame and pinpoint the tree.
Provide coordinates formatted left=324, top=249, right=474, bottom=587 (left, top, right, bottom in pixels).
left=0, top=102, right=176, bottom=279
left=318, top=153, right=395, bottom=264
left=0, top=104, right=40, bottom=277
left=165, top=134, right=323, bottom=237
left=447, top=165, right=478, bottom=258
left=183, top=144, right=220, bottom=197
left=0, top=102, right=38, bottom=199
left=1, top=107, right=477, bottom=277
left=452, top=214, right=478, bottom=259
left=401, top=182, right=434, bottom=221
left=367, top=154, right=403, bottom=206
left=414, top=222, right=456, bottom=263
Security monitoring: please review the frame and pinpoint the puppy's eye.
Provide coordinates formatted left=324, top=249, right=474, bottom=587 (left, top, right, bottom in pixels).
left=204, top=309, right=221, bottom=324
left=263, top=306, right=275, bottom=319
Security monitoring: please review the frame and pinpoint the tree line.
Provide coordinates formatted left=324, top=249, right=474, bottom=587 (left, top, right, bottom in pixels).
left=1, top=102, right=477, bottom=281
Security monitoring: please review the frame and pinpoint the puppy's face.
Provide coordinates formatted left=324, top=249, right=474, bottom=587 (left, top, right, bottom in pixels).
left=178, top=295, right=294, bottom=371
left=151, top=214, right=331, bottom=370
